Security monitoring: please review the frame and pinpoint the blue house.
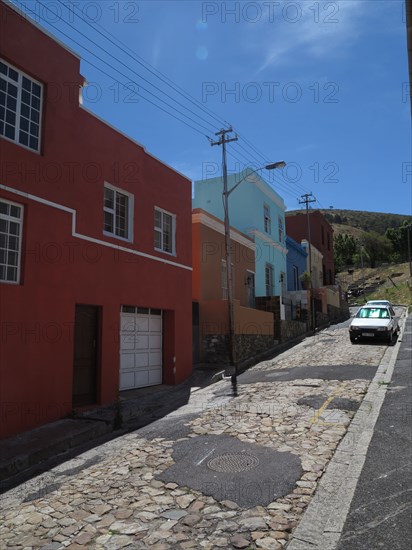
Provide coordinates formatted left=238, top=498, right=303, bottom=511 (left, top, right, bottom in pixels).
left=193, top=169, right=287, bottom=298
left=285, top=236, right=308, bottom=291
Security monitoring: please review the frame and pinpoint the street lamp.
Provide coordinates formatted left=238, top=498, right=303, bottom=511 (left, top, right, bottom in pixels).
left=223, top=162, right=286, bottom=397
left=225, top=162, right=286, bottom=199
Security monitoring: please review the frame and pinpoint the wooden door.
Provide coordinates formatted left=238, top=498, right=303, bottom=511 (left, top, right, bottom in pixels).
left=72, top=305, right=99, bottom=406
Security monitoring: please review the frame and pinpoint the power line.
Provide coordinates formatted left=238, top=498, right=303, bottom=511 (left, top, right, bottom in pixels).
left=63, top=0, right=277, bottom=169
left=57, top=0, right=230, bottom=130
left=228, top=137, right=312, bottom=196
left=20, top=1, right=300, bottom=171
left=52, top=0, right=223, bottom=133
left=59, top=3, right=283, bottom=167
left=10, top=0, right=314, bottom=203
left=226, top=143, right=307, bottom=200
left=12, top=0, right=217, bottom=138
left=59, top=0, right=290, bottom=171
left=235, top=140, right=266, bottom=167
left=83, top=57, right=213, bottom=138
left=234, top=130, right=268, bottom=164
left=11, top=0, right=304, bottom=180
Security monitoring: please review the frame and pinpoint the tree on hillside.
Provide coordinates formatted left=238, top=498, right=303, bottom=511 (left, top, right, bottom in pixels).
left=359, top=232, right=392, bottom=268
left=334, top=234, right=358, bottom=272
left=385, top=221, right=412, bottom=262
left=320, top=210, right=410, bottom=237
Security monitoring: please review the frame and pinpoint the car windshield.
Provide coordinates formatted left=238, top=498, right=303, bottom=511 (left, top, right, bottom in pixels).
left=356, top=308, right=390, bottom=319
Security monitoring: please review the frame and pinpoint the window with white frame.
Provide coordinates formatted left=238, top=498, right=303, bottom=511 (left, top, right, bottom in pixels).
left=265, top=263, right=274, bottom=296
left=154, top=207, right=176, bottom=254
left=0, top=59, right=43, bottom=153
left=0, top=199, right=23, bottom=284
left=103, top=184, right=133, bottom=241
left=278, top=216, right=284, bottom=243
left=264, top=204, right=271, bottom=234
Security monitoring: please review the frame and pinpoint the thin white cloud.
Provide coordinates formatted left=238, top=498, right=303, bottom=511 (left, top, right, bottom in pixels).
left=254, top=0, right=365, bottom=73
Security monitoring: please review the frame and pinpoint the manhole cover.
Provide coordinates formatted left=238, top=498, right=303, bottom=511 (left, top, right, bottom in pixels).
left=207, top=453, right=259, bottom=473
left=157, top=435, right=303, bottom=508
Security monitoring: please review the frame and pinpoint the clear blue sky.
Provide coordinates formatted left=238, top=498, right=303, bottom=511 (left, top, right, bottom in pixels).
left=12, top=0, right=412, bottom=215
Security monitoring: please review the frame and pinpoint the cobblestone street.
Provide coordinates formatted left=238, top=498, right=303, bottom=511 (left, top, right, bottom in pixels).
left=0, top=320, right=398, bottom=550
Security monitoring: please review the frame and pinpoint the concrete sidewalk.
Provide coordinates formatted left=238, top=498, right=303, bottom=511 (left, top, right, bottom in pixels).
left=287, top=312, right=411, bottom=549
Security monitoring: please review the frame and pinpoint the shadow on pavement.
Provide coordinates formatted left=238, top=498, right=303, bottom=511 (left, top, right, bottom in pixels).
left=0, top=364, right=225, bottom=494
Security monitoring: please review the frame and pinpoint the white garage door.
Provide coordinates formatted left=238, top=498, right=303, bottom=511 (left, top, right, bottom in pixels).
left=120, top=306, right=162, bottom=390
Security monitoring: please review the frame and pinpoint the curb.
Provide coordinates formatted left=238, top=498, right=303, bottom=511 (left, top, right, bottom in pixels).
left=287, top=310, right=408, bottom=550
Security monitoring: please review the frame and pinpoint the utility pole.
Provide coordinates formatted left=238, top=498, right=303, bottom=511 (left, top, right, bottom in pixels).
left=299, top=193, right=316, bottom=330
left=408, top=223, right=412, bottom=277
left=211, top=128, right=238, bottom=395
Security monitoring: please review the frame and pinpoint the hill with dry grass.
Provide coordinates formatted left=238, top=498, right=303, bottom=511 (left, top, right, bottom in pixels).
left=336, top=262, right=412, bottom=306
left=286, top=209, right=412, bottom=304
left=287, top=209, right=411, bottom=238
left=318, top=209, right=411, bottom=236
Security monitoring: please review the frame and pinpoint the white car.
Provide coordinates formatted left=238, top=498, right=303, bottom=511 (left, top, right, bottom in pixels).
left=349, top=305, right=399, bottom=344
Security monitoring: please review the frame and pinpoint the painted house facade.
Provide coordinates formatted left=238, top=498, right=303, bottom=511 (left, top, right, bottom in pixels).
left=193, top=169, right=287, bottom=299
left=0, top=3, right=192, bottom=438
left=285, top=236, right=307, bottom=291
left=301, top=240, right=324, bottom=288
left=286, top=210, right=335, bottom=285
left=192, top=209, right=274, bottom=363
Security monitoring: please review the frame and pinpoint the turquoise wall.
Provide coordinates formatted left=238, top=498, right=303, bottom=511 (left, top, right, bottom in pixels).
left=193, top=170, right=287, bottom=297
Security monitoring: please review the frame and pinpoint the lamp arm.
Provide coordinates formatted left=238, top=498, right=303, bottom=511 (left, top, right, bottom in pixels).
left=224, top=161, right=285, bottom=198
left=226, top=168, right=259, bottom=198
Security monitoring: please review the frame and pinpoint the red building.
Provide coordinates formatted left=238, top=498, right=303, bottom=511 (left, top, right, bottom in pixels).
left=0, top=3, right=192, bottom=439
left=286, top=211, right=335, bottom=285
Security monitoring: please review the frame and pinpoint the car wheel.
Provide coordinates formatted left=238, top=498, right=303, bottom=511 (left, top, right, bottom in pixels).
left=350, top=335, right=357, bottom=344
left=386, top=331, right=393, bottom=344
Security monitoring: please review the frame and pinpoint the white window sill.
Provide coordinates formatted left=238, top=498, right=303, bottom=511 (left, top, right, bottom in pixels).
left=154, top=247, right=176, bottom=257
left=103, top=230, right=133, bottom=244
left=1, top=135, right=41, bottom=155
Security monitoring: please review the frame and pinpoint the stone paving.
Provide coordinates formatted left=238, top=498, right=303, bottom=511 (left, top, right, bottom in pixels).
left=0, top=325, right=390, bottom=550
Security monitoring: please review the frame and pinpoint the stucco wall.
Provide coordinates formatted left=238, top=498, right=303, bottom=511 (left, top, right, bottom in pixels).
left=192, top=210, right=255, bottom=306
left=193, top=170, right=287, bottom=297
left=199, top=300, right=273, bottom=337
left=0, top=2, right=193, bottom=438
left=286, top=211, right=335, bottom=284
left=286, top=236, right=307, bottom=291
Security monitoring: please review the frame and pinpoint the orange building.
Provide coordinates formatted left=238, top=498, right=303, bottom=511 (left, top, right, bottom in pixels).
left=192, top=209, right=274, bottom=364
